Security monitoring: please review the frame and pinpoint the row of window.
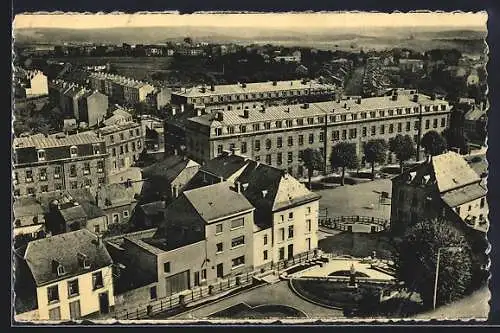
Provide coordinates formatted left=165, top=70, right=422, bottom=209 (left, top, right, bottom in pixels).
left=190, top=88, right=317, bottom=105
left=215, top=218, right=245, bottom=234
left=110, top=140, right=142, bottom=157
left=36, top=145, right=102, bottom=162
left=47, top=271, right=104, bottom=304
left=212, top=105, right=448, bottom=136
left=19, top=177, right=105, bottom=196
left=108, top=128, right=141, bottom=144
left=19, top=162, right=105, bottom=183
left=216, top=235, right=246, bottom=253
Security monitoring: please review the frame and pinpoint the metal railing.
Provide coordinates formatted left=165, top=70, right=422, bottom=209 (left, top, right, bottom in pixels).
left=319, top=215, right=390, bottom=232
left=113, top=250, right=318, bottom=320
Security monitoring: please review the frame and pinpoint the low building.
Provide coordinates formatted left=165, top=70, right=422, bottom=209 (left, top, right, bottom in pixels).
left=14, top=67, right=49, bottom=98
left=14, top=229, right=115, bottom=321
left=96, top=122, right=144, bottom=176
left=13, top=196, right=47, bottom=248
left=390, top=151, right=488, bottom=235
left=140, top=153, right=201, bottom=204
left=13, top=132, right=108, bottom=197
left=398, top=59, right=425, bottom=72
left=95, top=183, right=138, bottom=226
left=103, top=106, right=134, bottom=126
left=42, top=189, right=109, bottom=236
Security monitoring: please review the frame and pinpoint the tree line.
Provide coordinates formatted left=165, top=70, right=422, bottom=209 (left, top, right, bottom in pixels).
left=301, top=130, right=450, bottom=189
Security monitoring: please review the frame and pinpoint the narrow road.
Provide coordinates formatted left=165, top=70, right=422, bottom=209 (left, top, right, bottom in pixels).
left=344, top=65, right=365, bottom=96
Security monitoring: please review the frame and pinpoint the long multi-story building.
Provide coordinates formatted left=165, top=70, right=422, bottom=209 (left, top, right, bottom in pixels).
left=88, top=72, right=155, bottom=105
left=183, top=89, right=452, bottom=178
left=96, top=122, right=144, bottom=176
left=13, top=132, right=108, bottom=197
left=170, top=79, right=336, bottom=113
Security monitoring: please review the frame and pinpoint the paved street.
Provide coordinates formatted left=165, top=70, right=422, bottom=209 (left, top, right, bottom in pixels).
left=170, top=281, right=344, bottom=320
left=315, top=178, right=392, bottom=220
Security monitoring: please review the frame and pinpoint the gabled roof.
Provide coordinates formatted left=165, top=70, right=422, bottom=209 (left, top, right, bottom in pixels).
left=96, top=183, right=137, bottom=208
left=432, top=152, right=481, bottom=193
left=183, top=182, right=254, bottom=223
left=236, top=163, right=320, bottom=212
left=201, top=153, right=249, bottom=179
left=142, top=155, right=200, bottom=183
left=23, top=229, right=113, bottom=286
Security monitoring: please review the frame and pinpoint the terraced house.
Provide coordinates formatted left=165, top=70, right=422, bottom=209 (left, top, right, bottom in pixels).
left=88, top=72, right=155, bottom=105
left=13, top=132, right=108, bottom=197
left=184, top=89, right=451, bottom=178
left=96, top=122, right=144, bottom=175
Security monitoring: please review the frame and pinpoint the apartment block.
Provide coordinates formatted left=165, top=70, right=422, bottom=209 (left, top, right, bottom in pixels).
left=13, top=132, right=108, bottom=197
left=96, top=122, right=144, bottom=176
left=184, top=90, right=451, bottom=178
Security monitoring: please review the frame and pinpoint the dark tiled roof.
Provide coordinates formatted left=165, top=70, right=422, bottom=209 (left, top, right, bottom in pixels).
left=201, top=154, right=249, bottom=179
left=96, top=183, right=137, bottom=208
left=23, top=229, right=113, bottom=286
left=59, top=205, right=88, bottom=222
left=441, top=182, right=487, bottom=208
left=142, top=155, right=198, bottom=183
left=183, top=182, right=254, bottom=223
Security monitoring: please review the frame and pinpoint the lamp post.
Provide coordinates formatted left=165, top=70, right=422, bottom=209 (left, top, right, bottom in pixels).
left=433, top=246, right=463, bottom=310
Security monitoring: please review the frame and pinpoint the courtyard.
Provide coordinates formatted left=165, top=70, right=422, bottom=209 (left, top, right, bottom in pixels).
left=315, top=178, right=392, bottom=221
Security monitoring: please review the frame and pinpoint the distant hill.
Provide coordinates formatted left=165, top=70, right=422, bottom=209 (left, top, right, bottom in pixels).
left=13, top=25, right=487, bottom=50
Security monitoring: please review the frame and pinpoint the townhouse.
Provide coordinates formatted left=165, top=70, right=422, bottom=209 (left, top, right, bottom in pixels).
left=13, top=196, right=47, bottom=248
left=49, top=80, right=109, bottom=128
left=96, top=122, right=144, bottom=176
left=13, top=132, right=108, bottom=197
left=14, top=67, right=49, bottom=98
left=14, top=229, right=115, bottom=321
left=183, top=89, right=451, bottom=178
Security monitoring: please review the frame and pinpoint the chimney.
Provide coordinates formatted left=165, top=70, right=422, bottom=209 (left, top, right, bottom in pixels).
left=243, top=109, right=249, bottom=118
left=210, top=84, right=215, bottom=91
left=235, top=181, right=242, bottom=193
left=431, top=93, right=436, bottom=101
left=392, top=93, right=398, bottom=101
left=241, top=83, right=247, bottom=88
left=356, top=97, right=362, bottom=104
left=217, top=112, right=224, bottom=121
left=200, top=87, right=206, bottom=93
left=303, top=103, right=309, bottom=109
left=413, top=94, right=419, bottom=102
left=272, top=81, right=277, bottom=86
left=230, top=147, right=240, bottom=156
left=343, top=103, right=347, bottom=108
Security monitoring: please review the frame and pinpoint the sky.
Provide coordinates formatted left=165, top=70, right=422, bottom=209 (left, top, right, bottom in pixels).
left=13, top=12, right=488, bottom=31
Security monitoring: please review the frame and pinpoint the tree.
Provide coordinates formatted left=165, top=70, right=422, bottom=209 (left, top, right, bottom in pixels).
left=421, top=131, right=447, bottom=157
left=442, top=128, right=469, bottom=155
left=394, top=217, right=473, bottom=309
left=330, top=142, right=359, bottom=186
left=389, top=135, right=416, bottom=174
left=363, top=139, right=388, bottom=180
left=301, top=148, right=324, bottom=190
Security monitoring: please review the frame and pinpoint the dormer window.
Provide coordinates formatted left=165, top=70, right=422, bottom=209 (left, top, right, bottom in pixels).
left=77, top=252, right=91, bottom=269
left=52, top=260, right=66, bottom=277
left=37, top=149, right=46, bottom=161
left=93, top=144, right=100, bottom=155
left=70, top=146, right=78, bottom=158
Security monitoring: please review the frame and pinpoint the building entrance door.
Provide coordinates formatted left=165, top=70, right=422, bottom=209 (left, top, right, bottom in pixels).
left=288, top=244, right=294, bottom=260
left=99, top=292, right=109, bottom=314
left=216, top=263, right=224, bottom=278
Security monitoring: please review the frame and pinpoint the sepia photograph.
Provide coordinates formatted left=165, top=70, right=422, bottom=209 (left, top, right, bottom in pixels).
left=11, top=11, right=490, bottom=324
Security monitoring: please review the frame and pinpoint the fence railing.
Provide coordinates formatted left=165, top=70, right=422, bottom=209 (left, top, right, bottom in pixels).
left=113, top=250, right=318, bottom=320
left=291, top=275, right=397, bottom=285
left=319, top=215, right=390, bottom=232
